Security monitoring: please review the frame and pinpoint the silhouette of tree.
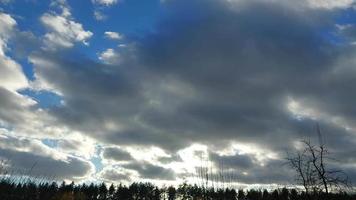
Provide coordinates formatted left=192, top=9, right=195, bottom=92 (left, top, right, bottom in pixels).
left=237, top=189, right=245, bottom=200
left=153, top=186, right=161, bottom=200
left=108, top=183, right=115, bottom=200
left=225, top=188, right=237, bottom=200
left=271, top=189, right=279, bottom=200
left=167, top=185, right=176, bottom=200
left=114, top=183, right=130, bottom=200
left=177, top=182, right=191, bottom=200
left=246, top=189, right=261, bottom=200
left=98, top=183, right=108, bottom=200
left=289, top=189, right=298, bottom=200
left=88, top=182, right=99, bottom=200
left=286, top=126, right=351, bottom=196
left=0, top=173, right=354, bottom=200
left=261, top=189, right=269, bottom=200
left=279, top=188, right=289, bottom=200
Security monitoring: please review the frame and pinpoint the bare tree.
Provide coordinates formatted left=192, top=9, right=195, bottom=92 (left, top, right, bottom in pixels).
left=286, top=150, right=317, bottom=194
left=286, top=125, right=350, bottom=195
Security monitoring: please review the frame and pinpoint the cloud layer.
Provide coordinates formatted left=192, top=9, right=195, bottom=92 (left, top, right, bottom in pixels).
left=1, top=0, right=356, bottom=186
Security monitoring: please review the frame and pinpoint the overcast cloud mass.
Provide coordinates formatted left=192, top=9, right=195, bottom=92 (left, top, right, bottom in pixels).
left=0, top=0, right=356, bottom=187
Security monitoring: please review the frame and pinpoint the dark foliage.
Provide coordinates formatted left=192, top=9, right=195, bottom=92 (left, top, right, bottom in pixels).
left=0, top=179, right=355, bottom=200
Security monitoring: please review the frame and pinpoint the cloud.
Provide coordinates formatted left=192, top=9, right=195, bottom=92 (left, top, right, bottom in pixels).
left=92, top=0, right=118, bottom=6
left=128, top=0, right=356, bottom=182
left=92, top=0, right=120, bottom=21
left=233, top=159, right=293, bottom=185
left=0, top=13, right=48, bottom=137
left=0, top=12, right=16, bottom=39
left=31, top=0, right=356, bottom=151
left=0, top=131, right=95, bottom=181
left=100, top=146, right=176, bottom=181
left=0, top=45, right=28, bottom=92
left=224, top=0, right=356, bottom=10
left=209, top=152, right=255, bottom=170
left=40, top=1, right=93, bottom=50
left=102, top=147, right=133, bottom=162
left=207, top=150, right=293, bottom=185
left=0, top=13, right=28, bottom=91
left=0, top=11, right=89, bottom=147
left=98, top=48, right=121, bottom=64
left=123, top=161, right=176, bottom=180
left=98, top=166, right=133, bottom=183
left=131, top=0, right=335, bottom=150
left=0, top=88, right=35, bottom=128
left=94, top=10, right=107, bottom=21
left=104, top=31, right=124, bottom=40
left=56, top=138, right=96, bottom=159
left=307, top=0, right=355, bottom=9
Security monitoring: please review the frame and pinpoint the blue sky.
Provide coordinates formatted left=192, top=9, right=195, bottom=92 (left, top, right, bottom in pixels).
left=1, top=0, right=356, bottom=188
left=3, top=0, right=162, bottom=78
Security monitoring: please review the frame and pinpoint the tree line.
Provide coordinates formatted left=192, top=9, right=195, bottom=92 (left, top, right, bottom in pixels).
left=0, top=179, right=355, bottom=200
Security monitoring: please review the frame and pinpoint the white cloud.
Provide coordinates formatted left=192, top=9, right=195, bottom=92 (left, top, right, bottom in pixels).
left=50, top=0, right=71, bottom=17
left=0, top=130, right=95, bottom=181
left=0, top=130, right=66, bottom=160
left=94, top=10, right=107, bottom=21
left=92, top=0, right=119, bottom=21
left=41, top=3, right=93, bottom=50
left=92, top=0, right=118, bottom=6
left=0, top=12, right=16, bottom=39
left=0, top=13, right=28, bottom=91
left=104, top=31, right=124, bottom=40
left=286, top=96, right=356, bottom=132
left=307, top=0, right=355, bottom=9
left=98, top=48, right=120, bottom=64
left=56, top=137, right=97, bottom=159
left=0, top=14, right=68, bottom=142
left=225, top=0, right=356, bottom=10
left=0, top=57, right=28, bottom=91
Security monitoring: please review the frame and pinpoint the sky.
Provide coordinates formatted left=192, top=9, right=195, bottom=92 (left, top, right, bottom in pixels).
left=1, top=0, right=356, bottom=188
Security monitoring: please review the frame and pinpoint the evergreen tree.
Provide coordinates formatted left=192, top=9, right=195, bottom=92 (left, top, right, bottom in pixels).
left=238, top=189, right=245, bottom=200
left=167, top=185, right=176, bottom=200
left=98, top=183, right=108, bottom=200
left=108, top=183, right=115, bottom=200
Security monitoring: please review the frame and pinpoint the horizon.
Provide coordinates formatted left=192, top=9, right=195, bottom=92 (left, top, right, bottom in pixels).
left=1, top=0, right=356, bottom=190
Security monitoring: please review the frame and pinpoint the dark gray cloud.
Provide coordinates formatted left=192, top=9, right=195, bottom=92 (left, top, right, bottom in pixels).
left=209, top=152, right=255, bottom=170
left=208, top=153, right=293, bottom=185
left=99, top=168, right=132, bottom=182
left=123, top=161, right=176, bottom=180
left=157, top=154, right=183, bottom=164
left=236, top=159, right=293, bottom=185
left=102, top=147, right=133, bottom=162
left=133, top=0, right=341, bottom=152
